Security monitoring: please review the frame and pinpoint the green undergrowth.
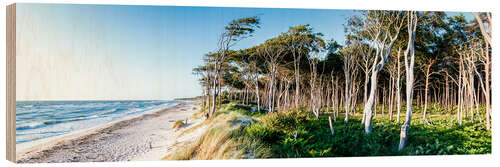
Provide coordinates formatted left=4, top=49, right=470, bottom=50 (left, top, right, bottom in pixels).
left=168, top=101, right=491, bottom=160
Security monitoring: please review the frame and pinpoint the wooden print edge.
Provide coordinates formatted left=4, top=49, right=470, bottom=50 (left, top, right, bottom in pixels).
left=6, top=3, right=16, bottom=163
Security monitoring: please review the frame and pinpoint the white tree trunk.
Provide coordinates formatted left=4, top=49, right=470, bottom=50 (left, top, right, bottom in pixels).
left=363, top=70, right=379, bottom=133
left=361, top=70, right=369, bottom=124
left=269, top=65, right=276, bottom=112
left=399, top=11, right=417, bottom=151
left=472, top=12, right=491, bottom=131
left=294, top=54, right=301, bottom=109
left=362, top=11, right=404, bottom=134
left=255, top=75, right=261, bottom=112
left=210, top=69, right=219, bottom=117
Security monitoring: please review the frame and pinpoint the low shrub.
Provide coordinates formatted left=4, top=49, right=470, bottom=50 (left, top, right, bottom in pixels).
left=173, top=120, right=186, bottom=130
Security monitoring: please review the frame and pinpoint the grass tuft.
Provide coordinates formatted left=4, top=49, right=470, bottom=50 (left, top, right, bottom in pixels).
left=173, top=120, right=186, bottom=130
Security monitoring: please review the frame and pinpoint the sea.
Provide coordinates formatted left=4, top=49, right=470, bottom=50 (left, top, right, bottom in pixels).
left=15, top=100, right=181, bottom=144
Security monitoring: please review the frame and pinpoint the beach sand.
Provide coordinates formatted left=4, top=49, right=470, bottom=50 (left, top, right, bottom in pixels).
left=16, top=100, right=206, bottom=163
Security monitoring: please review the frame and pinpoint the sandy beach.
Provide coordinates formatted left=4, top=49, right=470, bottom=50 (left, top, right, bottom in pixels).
left=16, top=100, right=206, bottom=163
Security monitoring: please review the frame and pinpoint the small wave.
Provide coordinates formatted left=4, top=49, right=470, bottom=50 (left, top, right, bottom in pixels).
left=43, top=120, right=64, bottom=125
left=102, top=108, right=118, bottom=115
left=16, top=111, right=35, bottom=116
left=16, top=122, right=45, bottom=131
left=17, top=118, right=85, bottom=131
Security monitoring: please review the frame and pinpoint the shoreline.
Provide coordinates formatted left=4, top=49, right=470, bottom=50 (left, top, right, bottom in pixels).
left=16, top=101, right=181, bottom=153
left=16, top=99, right=204, bottom=163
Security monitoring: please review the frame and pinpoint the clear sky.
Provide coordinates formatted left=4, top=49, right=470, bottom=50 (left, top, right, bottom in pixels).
left=15, top=3, right=472, bottom=101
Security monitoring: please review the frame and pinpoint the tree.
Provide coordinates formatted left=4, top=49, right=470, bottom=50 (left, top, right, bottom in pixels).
left=232, top=47, right=265, bottom=112
left=344, top=16, right=375, bottom=124
left=443, top=14, right=469, bottom=125
left=472, top=12, right=491, bottom=131
left=209, top=16, right=260, bottom=117
left=361, top=11, right=405, bottom=134
left=396, top=47, right=402, bottom=122
left=340, top=44, right=359, bottom=122
left=193, top=64, right=211, bottom=111
left=309, top=52, right=321, bottom=118
left=459, top=39, right=484, bottom=123
left=248, top=50, right=264, bottom=112
left=414, top=12, right=447, bottom=121
left=399, top=11, right=418, bottom=151
left=283, top=25, right=325, bottom=109
left=260, top=40, right=286, bottom=113
left=385, top=47, right=401, bottom=122
left=325, top=40, right=344, bottom=120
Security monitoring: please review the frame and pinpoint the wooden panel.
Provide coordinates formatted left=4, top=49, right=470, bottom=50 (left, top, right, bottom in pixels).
left=6, top=3, right=17, bottom=163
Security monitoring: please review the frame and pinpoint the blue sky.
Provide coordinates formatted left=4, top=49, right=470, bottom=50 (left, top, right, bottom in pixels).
left=15, top=3, right=472, bottom=100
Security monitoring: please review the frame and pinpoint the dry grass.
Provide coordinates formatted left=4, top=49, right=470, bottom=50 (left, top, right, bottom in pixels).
left=172, top=120, right=186, bottom=130
left=165, top=102, right=271, bottom=160
left=167, top=110, right=241, bottom=160
left=192, top=105, right=206, bottom=118
left=177, top=106, right=208, bottom=138
left=177, top=120, right=207, bottom=138
left=169, top=125, right=242, bottom=160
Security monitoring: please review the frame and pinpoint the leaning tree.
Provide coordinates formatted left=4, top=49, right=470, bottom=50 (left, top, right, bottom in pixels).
left=208, top=16, right=260, bottom=117
left=360, top=11, right=405, bottom=134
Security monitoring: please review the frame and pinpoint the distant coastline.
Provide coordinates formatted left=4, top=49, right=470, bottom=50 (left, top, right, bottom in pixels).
left=174, top=96, right=202, bottom=101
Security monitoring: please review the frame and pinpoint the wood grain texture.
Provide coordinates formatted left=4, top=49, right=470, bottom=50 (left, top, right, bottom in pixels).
left=6, top=3, right=16, bottom=163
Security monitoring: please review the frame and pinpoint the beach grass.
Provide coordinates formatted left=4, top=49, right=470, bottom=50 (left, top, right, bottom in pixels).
left=173, top=120, right=186, bottom=130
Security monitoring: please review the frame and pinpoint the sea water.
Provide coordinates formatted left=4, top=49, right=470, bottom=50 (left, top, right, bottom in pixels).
left=15, top=100, right=181, bottom=144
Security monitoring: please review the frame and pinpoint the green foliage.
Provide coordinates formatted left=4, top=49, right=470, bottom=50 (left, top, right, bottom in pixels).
left=175, top=102, right=491, bottom=160
left=246, top=123, right=284, bottom=143
left=226, top=16, right=260, bottom=38
left=413, top=139, right=454, bottom=155
left=245, top=104, right=490, bottom=158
